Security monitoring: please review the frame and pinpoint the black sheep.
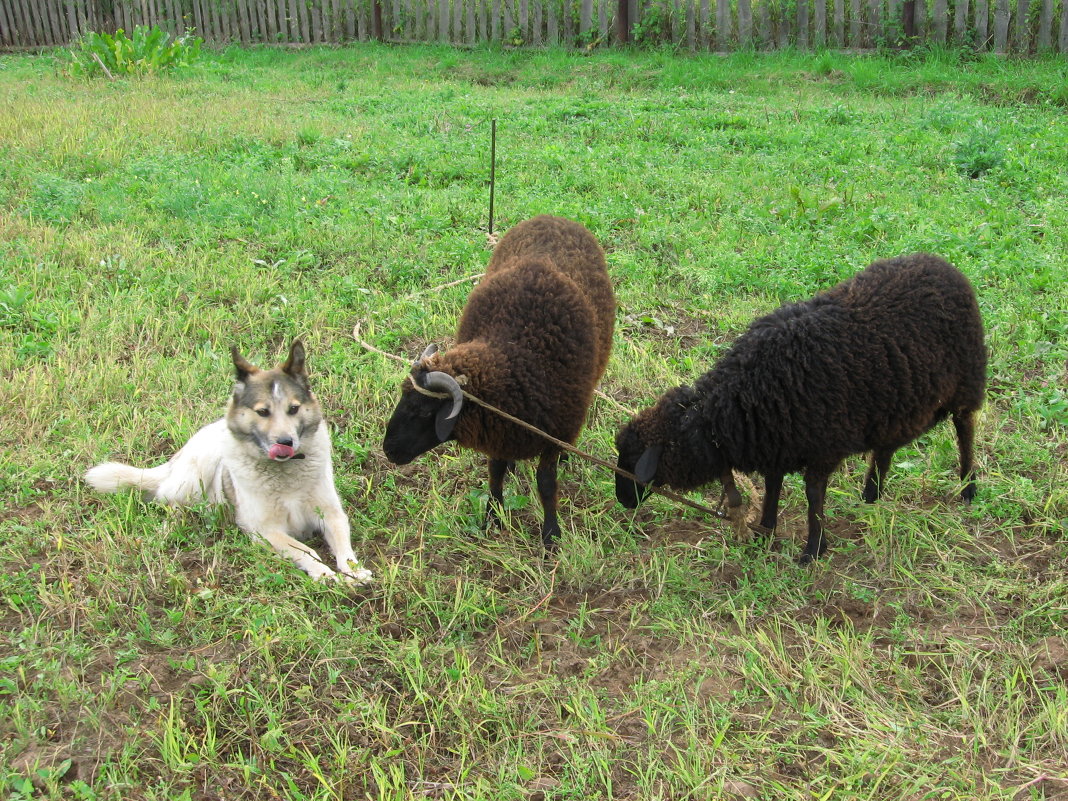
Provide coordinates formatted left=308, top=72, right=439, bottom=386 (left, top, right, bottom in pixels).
left=615, top=253, right=986, bottom=563
left=383, top=215, right=615, bottom=549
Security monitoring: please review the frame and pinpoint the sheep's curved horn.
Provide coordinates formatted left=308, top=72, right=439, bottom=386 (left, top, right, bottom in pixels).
left=413, top=343, right=439, bottom=369
left=422, top=370, right=464, bottom=441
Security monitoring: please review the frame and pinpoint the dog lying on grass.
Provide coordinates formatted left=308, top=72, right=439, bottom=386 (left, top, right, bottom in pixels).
left=85, top=341, right=372, bottom=584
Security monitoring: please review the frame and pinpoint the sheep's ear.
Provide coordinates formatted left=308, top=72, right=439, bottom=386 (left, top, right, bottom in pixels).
left=435, top=405, right=460, bottom=442
left=634, top=444, right=662, bottom=484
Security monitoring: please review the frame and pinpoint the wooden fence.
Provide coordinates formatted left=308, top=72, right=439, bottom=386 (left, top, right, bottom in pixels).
left=2, top=0, right=1067, bottom=52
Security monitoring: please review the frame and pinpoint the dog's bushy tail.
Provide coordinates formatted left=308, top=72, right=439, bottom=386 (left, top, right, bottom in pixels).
left=85, top=462, right=169, bottom=497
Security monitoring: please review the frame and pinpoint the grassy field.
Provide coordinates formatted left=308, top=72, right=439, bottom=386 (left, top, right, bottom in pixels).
left=1, top=42, right=1066, bottom=800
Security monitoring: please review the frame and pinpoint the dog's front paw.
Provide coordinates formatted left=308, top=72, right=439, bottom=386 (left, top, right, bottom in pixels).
left=337, top=560, right=374, bottom=584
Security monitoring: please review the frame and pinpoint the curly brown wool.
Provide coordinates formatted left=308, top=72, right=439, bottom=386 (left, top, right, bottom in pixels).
left=615, top=253, right=986, bottom=563
left=383, top=215, right=615, bottom=549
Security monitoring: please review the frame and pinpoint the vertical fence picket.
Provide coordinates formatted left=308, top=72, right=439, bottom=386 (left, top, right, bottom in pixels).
left=40, top=0, right=57, bottom=43
left=974, top=0, right=988, bottom=45
left=952, top=0, right=969, bottom=42
left=1035, top=0, right=1050, bottom=48
left=913, top=0, right=926, bottom=40
left=598, top=0, right=608, bottom=42
left=993, top=0, right=1009, bottom=49
left=545, top=0, right=555, bottom=42
left=810, top=0, right=823, bottom=44
left=832, top=0, right=843, bottom=43
left=734, top=0, right=748, bottom=43
left=1059, top=0, right=1068, bottom=51
left=715, top=0, right=729, bottom=47
left=848, top=0, right=860, bottom=42
left=0, top=0, right=14, bottom=46
left=1012, top=0, right=1028, bottom=50
left=931, top=0, right=946, bottom=40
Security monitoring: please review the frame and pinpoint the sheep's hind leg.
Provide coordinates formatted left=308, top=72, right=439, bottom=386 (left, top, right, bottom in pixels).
left=483, top=458, right=511, bottom=531
left=536, top=450, right=561, bottom=552
left=953, top=409, right=977, bottom=502
left=800, top=468, right=833, bottom=564
left=862, top=448, right=895, bottom=503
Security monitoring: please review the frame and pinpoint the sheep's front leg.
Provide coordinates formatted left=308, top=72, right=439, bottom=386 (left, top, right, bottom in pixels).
left=758, top=471, right=784, bottom=532
left=483, top=457, right=511, bottom=531
left=536, top=449, right=561, bottom=551
left=800, top=468, right=833, bottom=564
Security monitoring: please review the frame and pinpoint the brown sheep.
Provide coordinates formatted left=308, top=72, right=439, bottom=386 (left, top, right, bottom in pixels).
left=383, top=215, right=615, bottom=549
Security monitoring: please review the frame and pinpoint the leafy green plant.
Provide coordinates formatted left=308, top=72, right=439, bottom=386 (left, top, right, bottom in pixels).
left=65, top=25, right=203, bottom=78
left=631, top=2, right=676, bottom=47
left=953, top=120, right=1005, bottom=178
left=0, top=285, right=58, bottom=361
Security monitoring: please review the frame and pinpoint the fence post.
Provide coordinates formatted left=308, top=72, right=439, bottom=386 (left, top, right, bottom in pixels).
left=615, top=0, right=628, bottom=42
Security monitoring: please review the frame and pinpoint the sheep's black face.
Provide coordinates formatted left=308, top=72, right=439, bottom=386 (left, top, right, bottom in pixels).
left=615, top=424, right=657, bottom=509
left=382, top=384, right=449, bottom=465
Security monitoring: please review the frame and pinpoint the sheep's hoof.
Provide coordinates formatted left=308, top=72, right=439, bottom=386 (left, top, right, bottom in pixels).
left=961, top=483, right=977, bottom=503
left=798, top=552, right=817, bottom=566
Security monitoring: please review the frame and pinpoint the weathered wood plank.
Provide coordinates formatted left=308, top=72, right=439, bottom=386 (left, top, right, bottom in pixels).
left=545, top=0, right=555, bottom=42
left=849, top=0, right=861, bottom=44
left=715, top=0, right=729, bottom=47
left=797, top=0, right=808, bottom=47
left=932, top=0, right=947, bottom=42
left=811, top=0, right=824, bottom=45
left=832, top=0, right=843, bottom=44
left=993, top=0, right=1009, bottom=50
left=975, top=0, right=989, bottom=46
left=1059, top=0, right=1068, bottom=51
left=952, top=0, right=969, bottom=43
left=912, top=0, right=926, bottom=40
left=1013, top=0, right=1028, bottom=51
left=1035, top=0, right=1050, bottom=49
left=738, top=0, right=752, bottom=44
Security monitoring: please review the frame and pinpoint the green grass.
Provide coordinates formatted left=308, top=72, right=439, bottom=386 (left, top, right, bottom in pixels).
left=1, top=43, right=1066, bottom=800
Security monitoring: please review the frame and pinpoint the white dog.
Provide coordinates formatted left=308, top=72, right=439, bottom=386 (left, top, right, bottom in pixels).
left=85, top=341, right=372, bottom=583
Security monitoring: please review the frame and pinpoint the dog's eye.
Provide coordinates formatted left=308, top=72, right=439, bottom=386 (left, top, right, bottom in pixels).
left=256, top=408, right=270, bottom=418
left=287, top=405, right=300, bottom=416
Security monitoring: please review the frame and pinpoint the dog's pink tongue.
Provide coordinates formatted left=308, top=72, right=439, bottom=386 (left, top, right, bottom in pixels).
left=269, top=444, right=296, bottom=460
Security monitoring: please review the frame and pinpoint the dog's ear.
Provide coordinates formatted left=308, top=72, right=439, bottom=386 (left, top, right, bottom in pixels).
left=231, top=346, right=259, bottom=383
left=282, top=340, right=310, bottom=389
